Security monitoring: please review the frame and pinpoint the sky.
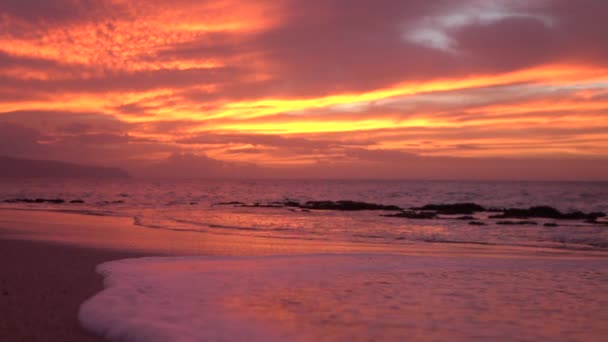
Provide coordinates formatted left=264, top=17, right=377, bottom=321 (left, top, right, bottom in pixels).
left=1, top=0, right=607, bottom=179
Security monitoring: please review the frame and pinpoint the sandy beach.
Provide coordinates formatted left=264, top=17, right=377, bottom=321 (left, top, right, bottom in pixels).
left=0, top=209, right=388, bottom=342
left=2, top=208, right=608, bottom=341
left=0, top=239, right=142, bottom=341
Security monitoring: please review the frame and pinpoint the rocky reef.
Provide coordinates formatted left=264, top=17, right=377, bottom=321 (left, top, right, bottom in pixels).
left=198, top=199, right=608, bottom=226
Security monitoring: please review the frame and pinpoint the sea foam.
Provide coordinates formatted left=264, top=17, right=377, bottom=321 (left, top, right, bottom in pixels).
left=79, top=254, right=608, bottom=341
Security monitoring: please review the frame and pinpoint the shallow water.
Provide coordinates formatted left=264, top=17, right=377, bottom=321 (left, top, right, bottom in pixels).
left=80, top=254, right=608, bottom=342
left=2, top=179, right=608, bottom=251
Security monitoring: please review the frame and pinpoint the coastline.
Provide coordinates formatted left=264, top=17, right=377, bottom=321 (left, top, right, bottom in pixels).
left=0, top=238, right=144, bottom=341
left=2, top=208, right=607, bottom=341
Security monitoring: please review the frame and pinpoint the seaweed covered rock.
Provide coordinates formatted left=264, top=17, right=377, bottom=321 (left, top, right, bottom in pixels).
left=302, top=200, right=402, bottom=211
left=212, top=199, right=401, bottom=211
left=489, top=206, right=605, bottom=220
left=3, top=198, right=66, bottom=204
left=383, top=211, right=437, bottom=219
left=468, top=221, right=486, bottom=226
left=410, top=203, right=485, bottom=215
left=496, top=220, right=538, bottom=226
left=455, top=215, right=477, bottom=220
left=215, top=201, right=245, bottom=206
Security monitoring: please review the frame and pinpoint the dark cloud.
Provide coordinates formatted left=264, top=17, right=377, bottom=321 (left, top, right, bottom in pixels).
left=0, top=66, right=245, bottom=94
left=344, top=148, right=418, bottom=162
left=225, top=147, right=267, bottom=154
left=0, top=121, right=47, bottom=158
left=0, top=110, right=132, bottom=134
left=545, top=0, right=608, bottom=64
left=2, top=0, right=607, bottom=100
left=58, top=133, right=135, bottom=145
left=0, top=116, right=175, bottom=166
left=154, top=32, right=244, bottom=61
left=57, top=122, right=94, bottom=134
left=453, top=17, right=559, bottom=71
left=177, top=133, right=373, bottom=151
left=133, top=153, right=262, bottom=178
left=0, top=50, right=66, bottom=70
left=452, top=1, right=608, bottom=70
left=136, top=120, right=202, bottom=134
left=114, top=103, right=158, bottom=117
left=0, top=0, right=108, bottom=23
left=123, top=0, right=608, bottom=103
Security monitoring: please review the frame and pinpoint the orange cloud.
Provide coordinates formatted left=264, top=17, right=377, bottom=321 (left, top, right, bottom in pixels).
left=1, top=0, right=607, bottom=176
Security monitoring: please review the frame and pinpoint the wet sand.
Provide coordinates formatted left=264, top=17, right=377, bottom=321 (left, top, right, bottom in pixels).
left=0, top=239, right=143, bottom=341
left=0, top=209, right=385, bottom=342
left=2, top=208, right=603, bottom=259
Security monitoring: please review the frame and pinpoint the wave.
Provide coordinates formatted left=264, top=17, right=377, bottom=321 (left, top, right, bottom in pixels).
left=79, top=254, right=608, bottom=341
left=131, top=214, right=608, bottom=252
left=0, top=206, right=126, bottom=218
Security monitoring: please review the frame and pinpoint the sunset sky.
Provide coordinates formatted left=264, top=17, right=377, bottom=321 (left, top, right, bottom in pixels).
left=1, top=0, right=607, bottom=179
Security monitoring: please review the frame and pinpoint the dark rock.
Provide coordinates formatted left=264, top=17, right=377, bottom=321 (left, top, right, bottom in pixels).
left=490, top=206, right=605, bottom=221
left=544, top=223, right=559, bottom=227
left=585, top=218, right=608, bottom=225
left=468, top=221, right=486, bottom=226
left=241, top=203, right=283, bottom=208
left=455, top=215, right=476, bottom=220
left=214, top=199, right=402, bottom=211
left=496, top=220, right=538, bottom=226
left=383, top=211, right=437, bottom=219
left=215, top=201, right=245, bottom=206
left=103, top=200, right=124, bottom=204
left=302, top=200, right=402, bottom=211
left=410, top=203, right=485, bottom=215
left=282, top=201, right=301, bottom=207
left=3, top=198, right=66, bottom=204
left=69, top=199, right=85, bottom=204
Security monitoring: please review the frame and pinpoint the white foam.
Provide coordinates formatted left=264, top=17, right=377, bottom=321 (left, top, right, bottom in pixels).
left=79, top=254, right=608, bottom=341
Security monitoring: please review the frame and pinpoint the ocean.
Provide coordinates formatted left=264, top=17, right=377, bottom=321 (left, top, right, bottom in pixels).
left=1, top=179, right=608, bottom=251
left=2, top=178, right=608, bottom=341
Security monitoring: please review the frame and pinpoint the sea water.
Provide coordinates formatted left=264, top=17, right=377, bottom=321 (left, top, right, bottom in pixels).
left=79, top=254, right=608, bottom=341
left=2, top=179, right=608, bottom=341
left=1, top=179, right=607, bottom=251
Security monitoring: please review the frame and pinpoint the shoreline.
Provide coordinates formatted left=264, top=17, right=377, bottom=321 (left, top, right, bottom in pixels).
left=2, top=208, right=607, bottom=341
left=2, top=207, right=607, bottom=259
left=0, top=238, right=145, bottom=341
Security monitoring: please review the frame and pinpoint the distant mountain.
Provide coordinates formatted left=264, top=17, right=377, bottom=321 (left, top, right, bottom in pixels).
left=0, top=156, right=129, bottom=178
